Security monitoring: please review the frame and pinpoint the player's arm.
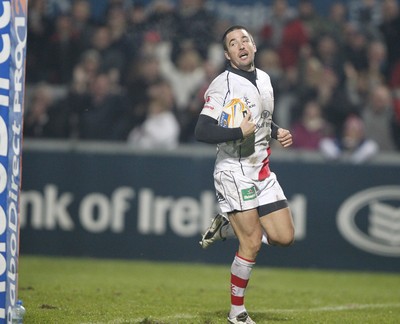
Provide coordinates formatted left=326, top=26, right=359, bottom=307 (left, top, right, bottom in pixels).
left=195, top=115, right=243, bottom=144
left=272, top=121, right=293, bottom=148
left=195, top=112, right=256, bottom=144
left=271, top=121, right=279, bottom=139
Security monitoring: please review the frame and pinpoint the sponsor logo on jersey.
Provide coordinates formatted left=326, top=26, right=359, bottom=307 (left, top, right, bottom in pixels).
left=337, top=186, right=400, bottom=257
left=256, top=110, right=271, bottom=132
left=219, top=111, right=230, bottom=128
left=203, top=104, right=214, bottom=110
left=243, top=96, right=251, bottom=107
left=261, top=110, right=270, bottom=119
left=241, top=186, right=256, bottom=201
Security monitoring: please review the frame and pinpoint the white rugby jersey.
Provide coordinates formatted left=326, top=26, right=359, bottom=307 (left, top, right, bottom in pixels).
left=200, top=67, right=274, bottom=181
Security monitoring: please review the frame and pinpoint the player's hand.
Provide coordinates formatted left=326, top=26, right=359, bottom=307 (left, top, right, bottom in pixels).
left=240, top=111, right=256, bottom=138
left=277, top=128, right=293, bottom=147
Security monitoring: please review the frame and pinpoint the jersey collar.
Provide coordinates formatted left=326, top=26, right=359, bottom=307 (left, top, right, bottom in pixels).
left=227, top=65, right=258, bottom=89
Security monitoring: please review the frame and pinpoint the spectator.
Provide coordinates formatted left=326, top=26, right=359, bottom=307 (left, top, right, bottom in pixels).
left=390, top=62, right=400, bottom=149
left=296, top=51, right=324, bottom=101
left=89, top=25, right=126, bottom=86
left=127, top=99, right=180, bottom=150
left=362, top=85, right=397, bottom=151
left=256, top=47, right=295, bottom=128
left=344, top=39, right=388, bottom=108
left=26, top=0, right=53, bottom=83
left=50, top=51, right=102, bottom=139
left=171, top=0, right=217, bottom=61
left=392, top=89, right=400, bottom=150
left=125, top=54, right=163, bottom=131
left=133, top=30, right=162, bottom=62
left=125, top=2, right=151, bottom=59
left=315, top=33, right=344, bottom=78
left=379, top=0, right=400, bottom=73
left=325, top=1, right=348, bottom=43
left=183, top=61, right=220, bottom=142
left=76, top=73, right=129, bottom=140
left=348, top=0, right=382, bottom=38
left=24, top=83, right=54, bottom=137
left=146, top=0, right=177, bottom=41
left=24, top=83, right=71, bottom=138
left=43, top=13, right=84, bottom=84
left=147, top=78, right=177, bottom=113
left=365, top=39, right=388, bottom=87
left=320, top=114, right=379, bottom=164
left=105, top=4, right=130, bottom=56
left=342, top=23, right=369, bottom=72
left=390, top=60, right=400, bottom=90
left=296, top=0, right=331, bottom=43
left=277, top=8, right=309, bottom=70
left=127, top=98, right=180, bottom=150
left=255, top=48, right=285, bottom=98
left=21, top=0, right=400, bottom=150
left=291, top=99, right=333, bottom=150
left=156, top=41, right=206, bottom=112
left=70, top=0, right=96, bottom=50
left=71, top=49, right=102, bottom=95
left=127, top=2, right=148, bottom=34
left=258, top=0, right=297, bottom=49
left=316, top=67, right=360, bottom=136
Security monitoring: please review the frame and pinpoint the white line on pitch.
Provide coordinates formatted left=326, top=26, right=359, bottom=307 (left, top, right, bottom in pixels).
left=264, top=303, right=400, bottom=313
left=94, top=303, right=400, bottom=323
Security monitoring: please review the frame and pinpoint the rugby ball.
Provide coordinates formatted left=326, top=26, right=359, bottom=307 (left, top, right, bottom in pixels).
left=219, top=98, right=249, bottom=128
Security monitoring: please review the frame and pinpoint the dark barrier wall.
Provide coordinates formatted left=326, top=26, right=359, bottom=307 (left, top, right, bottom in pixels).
left=20, top=141, right=400, bottom=272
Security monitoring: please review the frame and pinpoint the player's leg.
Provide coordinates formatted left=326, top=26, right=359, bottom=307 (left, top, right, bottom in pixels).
left=257, top=172, right=295, bottom=246
left=207, top=171, right=260, bottom=322
left=200, top=213, right=271, bottom=248
left=200, top=170, right=256, bottom=248
left=199, top=213, right=231, bottom=249
left=260, top=206, right=294, bottom=247
left=227, top=251, right=256, bottom=324
left=227, top=209, right=261, bottom=322
left=228, top=209, right=262, bottom=260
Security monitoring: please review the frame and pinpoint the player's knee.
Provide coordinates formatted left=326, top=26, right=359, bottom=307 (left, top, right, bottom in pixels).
left=279, top=235, right=295, bottom=247
left=270, top=229, right=295, bottom=247
left=241, top=237, right=262, bottom=255
left=254, top=239, right=263, bottom=253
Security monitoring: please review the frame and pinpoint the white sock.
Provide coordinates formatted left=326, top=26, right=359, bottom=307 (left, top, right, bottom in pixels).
left=221, top=222, right=236, bottom=239
left=229, top=253, right=255, bottom=318
left=222, top=222, right=270, bottom=245
left=262, top=231, right=270, bottom=245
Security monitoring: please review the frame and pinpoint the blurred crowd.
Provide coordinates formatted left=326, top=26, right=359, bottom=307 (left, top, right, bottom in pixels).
left=24, top=0, right=400, bottom=162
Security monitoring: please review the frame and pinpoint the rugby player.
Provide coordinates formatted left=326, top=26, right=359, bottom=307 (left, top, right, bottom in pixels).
left=195, top=25, right=295, bottom=324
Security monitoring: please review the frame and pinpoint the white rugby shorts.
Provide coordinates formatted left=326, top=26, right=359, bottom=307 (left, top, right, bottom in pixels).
left=214, top=170, right=287, bottom=213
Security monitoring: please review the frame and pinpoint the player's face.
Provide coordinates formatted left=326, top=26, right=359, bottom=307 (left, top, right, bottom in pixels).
left=224, top=29, right=257, bottom=72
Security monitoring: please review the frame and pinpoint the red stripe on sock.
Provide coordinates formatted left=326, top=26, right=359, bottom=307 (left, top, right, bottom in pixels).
left=235, top=252, right=256, bottom=264
left=231, top=295, right=244, bottom=306
left=231, top=274, right=248, bottom=288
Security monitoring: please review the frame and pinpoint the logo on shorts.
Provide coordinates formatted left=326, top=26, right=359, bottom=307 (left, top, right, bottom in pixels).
left=241, top=187, right=256, bottom=201
left=216, top=192, right=225, bottom=203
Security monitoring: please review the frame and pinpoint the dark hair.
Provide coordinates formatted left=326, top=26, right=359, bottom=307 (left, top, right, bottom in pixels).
left=221, top=25, right=253, bottom=51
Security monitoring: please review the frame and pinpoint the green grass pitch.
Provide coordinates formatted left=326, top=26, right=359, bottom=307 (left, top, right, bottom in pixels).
left=18, top=255, right=400, bottom=323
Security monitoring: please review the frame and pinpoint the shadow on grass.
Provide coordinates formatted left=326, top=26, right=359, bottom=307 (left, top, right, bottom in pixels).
left=204, top=310, right=294, bottom=323
left=137, top=310, right=295, bottom=323
left=139, top=319, right=170, bottom=324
